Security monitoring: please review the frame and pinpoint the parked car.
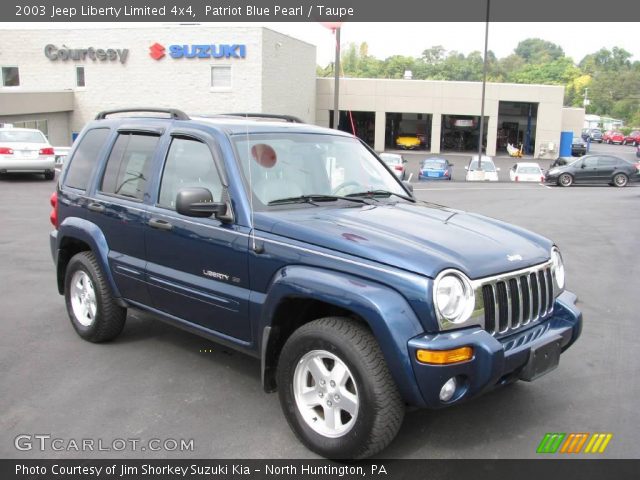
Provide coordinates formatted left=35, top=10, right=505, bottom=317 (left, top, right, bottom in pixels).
left=623, top=130, right=640, bottom=146
left=465, top=155, right=499, bottom=181
left=545, top=154, right=640, bottom=187
left=395, top=135, right=421, bottom=149
left=603, top=130, right=624, bottom=145
left=637, top=144, right=640, bottom=158
left=50, top=108, right=582, bottom=459
left=0, top=127, right=56, bottom=179
left=379, top=152, right=407, bottom=180
left=571, top=137, right=587, bottom=157
left=509, top=162, right=544, bottom=182
left=586, top=128, right=603, bottom=143
left=418, top=157, right=453, bottom=180
left=580, top=128, right=590, bottom=141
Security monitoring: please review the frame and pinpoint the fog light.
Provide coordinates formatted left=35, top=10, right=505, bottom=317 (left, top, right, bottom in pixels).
left=439, top=377, right=457, bottom=402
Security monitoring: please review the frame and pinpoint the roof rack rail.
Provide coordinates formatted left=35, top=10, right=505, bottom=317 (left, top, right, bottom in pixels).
left=95, top=108, right=190, bottom=121
left=221, top=113, right=304, bottom=123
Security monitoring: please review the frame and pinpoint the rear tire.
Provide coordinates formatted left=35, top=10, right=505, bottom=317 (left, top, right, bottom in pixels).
left=558, top=173, right=573, bottom=187
left=277, top=317, right=404, bottom=459
left=44, top=170, right=55, bottom=180
left=613, top=173, right=628, bottom=188
left=64, top=251, right=126, bottom=342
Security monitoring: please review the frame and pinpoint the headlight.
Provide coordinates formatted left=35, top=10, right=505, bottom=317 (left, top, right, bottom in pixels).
left=433, top=270, right=476, bottom=328
left=550, top=247, right=565, bottom=290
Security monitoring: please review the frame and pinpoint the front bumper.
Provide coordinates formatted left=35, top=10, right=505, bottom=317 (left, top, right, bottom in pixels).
left=407, top=290, right=582, bottom=408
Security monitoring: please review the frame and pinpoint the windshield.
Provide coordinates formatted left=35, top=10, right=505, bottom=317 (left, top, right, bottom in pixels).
left=233, top=133, right=407, bottom=207
left=0, top=130, right=48, bottom=143
left=379, top=154, right=401, bottom=164
left=422, top=160, right=446, bottom=169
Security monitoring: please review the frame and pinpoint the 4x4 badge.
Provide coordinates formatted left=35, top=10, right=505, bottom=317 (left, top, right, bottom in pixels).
left=507, top=254, right=523, bottom=261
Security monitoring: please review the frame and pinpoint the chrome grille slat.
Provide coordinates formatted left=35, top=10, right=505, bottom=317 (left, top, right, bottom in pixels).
left=475, top=261, right=558, bottom=337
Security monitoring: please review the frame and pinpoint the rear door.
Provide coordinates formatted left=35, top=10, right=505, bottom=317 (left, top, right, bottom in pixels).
left=144, top=132, right=252, bottom=342
left=88, top=129, right=161, bottom=305
left=596, top=156, right=617, bottom=182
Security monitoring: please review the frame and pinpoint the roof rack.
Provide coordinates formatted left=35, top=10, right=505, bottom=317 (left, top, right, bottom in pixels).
left=220, top=113, right=304, bottom=123
left=95, top=108, right=190, bottom=121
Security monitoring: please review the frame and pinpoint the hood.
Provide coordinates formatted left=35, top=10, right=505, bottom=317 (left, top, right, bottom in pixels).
left=255, top=202, right=552, bottom=279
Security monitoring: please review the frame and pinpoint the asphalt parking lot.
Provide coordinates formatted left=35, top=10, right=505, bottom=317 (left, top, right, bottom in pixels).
left=1, top=142, right=639, bottom=459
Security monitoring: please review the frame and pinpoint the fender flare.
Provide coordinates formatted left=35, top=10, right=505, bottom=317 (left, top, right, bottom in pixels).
left=260, top=265, right=428, bottom=407
left=55, top=217, right=122, bottom=299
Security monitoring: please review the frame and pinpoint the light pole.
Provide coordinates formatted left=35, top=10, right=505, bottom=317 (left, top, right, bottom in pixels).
left=477, top=0, right=490, bottom=169
left=333, top=26, right=341, bottom=130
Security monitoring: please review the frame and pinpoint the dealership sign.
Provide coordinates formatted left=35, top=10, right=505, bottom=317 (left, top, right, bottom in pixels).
left=149, top=43, right=246, bottom=60
left=44, top=44, right=129, bottom=64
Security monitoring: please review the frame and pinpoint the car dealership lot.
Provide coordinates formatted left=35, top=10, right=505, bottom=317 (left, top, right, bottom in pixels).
left=1, top=167, right=638, bottom=459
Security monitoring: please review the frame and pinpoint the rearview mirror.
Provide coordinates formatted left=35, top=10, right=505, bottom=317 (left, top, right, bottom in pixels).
left=176, top=187, right=230, bottom=221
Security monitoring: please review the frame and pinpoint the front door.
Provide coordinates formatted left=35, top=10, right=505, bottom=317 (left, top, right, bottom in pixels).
left=574, top=156, right=598, bottom=183
left=144, top=134, right=251, bottom=342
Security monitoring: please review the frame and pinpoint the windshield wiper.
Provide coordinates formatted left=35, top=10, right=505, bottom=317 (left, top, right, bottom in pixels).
left=346, top=190, right=414, bottom=202
left=268, top=194, right=371, bottom=206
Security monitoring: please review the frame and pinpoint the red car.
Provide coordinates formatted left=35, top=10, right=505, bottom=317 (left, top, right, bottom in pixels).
left=623, top=130, right=640, bottom=146
left=603, top=130, right=625, bottom=144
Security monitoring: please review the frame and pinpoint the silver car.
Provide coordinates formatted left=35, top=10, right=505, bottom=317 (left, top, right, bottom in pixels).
left=0, top=128, right=56, bottom=180
left=379, top=153, right=407, bottom=180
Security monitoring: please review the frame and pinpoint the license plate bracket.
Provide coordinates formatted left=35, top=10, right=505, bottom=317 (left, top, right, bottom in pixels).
left=519, top=335, right=562, bottom=382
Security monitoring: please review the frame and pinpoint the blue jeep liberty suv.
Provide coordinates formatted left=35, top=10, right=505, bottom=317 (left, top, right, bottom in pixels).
left=49, top=109, right=582, bottom=459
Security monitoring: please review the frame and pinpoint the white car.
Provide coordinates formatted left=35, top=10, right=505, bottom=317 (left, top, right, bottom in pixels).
left=0, top=127, right=56, bottom=180
left=379, top=153, right=407, bottom=180
left=509, top=162, right=544, bottom=182
left=465, top=155, right=499, bottom=181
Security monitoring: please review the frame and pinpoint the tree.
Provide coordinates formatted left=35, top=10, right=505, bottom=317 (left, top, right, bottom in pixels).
left=514, top=38, right=564, bottom=63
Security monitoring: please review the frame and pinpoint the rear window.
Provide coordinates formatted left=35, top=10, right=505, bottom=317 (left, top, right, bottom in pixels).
left=64, top=128, right=111, bottom=191
left=99, top=133, right=159, bottom=201
left=517, top=166, right=541, bottom=174
left=0, top=130, right=47, bottom=143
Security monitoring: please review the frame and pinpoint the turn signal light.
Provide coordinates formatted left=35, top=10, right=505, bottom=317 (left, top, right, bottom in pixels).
left=416, top=347, right=473, bottom=365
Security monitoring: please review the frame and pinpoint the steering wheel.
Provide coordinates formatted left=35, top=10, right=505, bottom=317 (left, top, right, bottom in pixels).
left=332, top=181, right=361, bottom=196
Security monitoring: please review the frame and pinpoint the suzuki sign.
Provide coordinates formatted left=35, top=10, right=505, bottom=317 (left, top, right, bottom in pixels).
left=149, top=43, right=246, bottom=60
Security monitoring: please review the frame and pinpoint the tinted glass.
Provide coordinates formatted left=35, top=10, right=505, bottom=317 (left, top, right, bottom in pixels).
left=158, top=137, right=223, bottom=210
left=469, top=160, right=496, bottom=172
left=100, top=133, right=158, bottom=201
left=518, top=166, right=541, bottom=174
left=423, top=160, right=446, bottom=169
left=583, top=157, right=598, bottom=168
left=64, top=128, right=110, bottom=191
left=2, top=67, right=19, bottom=86
left=598, top=157, right=616, bottom=167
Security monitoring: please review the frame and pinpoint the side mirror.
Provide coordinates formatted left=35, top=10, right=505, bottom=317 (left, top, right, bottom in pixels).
left=464, top=166, right=469, bottom=170
left=402, top=181, right=414, bottom=194
left=176, top=187, right=231, bottom=222
left=581, top=164, right=586, bottom=169
left=402, top=158, right=408, bottom=164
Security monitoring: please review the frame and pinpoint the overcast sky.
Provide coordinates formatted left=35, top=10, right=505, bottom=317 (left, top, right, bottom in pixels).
left=2, top=22, right=638, bottom=65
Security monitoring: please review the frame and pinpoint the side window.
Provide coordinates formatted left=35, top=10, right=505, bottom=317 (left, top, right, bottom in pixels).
left=583, top=157, right=598, bottom=168
left=158, top=137, right=223, bottom=210
left=597, top=157, right=616, bottom=167
left=64, top=128, right=110, bottom=191
left=100, top=133, right=158, bottom=201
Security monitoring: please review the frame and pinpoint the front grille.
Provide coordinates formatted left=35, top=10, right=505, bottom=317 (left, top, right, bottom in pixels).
left=480, top=263, right=555, bottom=336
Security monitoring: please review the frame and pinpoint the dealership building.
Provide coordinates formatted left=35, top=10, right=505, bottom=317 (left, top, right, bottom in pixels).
left=0, top=25, right=583, bottom=158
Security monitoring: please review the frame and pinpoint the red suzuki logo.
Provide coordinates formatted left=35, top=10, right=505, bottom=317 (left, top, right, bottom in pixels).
left=149, top=43, right=165, bottom=60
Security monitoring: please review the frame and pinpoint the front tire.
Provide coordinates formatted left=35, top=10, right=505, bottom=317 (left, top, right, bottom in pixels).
left=558, top=173, right=573, bottom=187
left=277, top=317, right=404, bottom=459
left=613, top=173, right=628, bottom=187
left=64, top=251, right=126, bottom=342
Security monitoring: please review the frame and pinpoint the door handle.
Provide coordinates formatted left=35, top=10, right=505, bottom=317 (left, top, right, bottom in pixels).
left=88, top=202, right=105, bottom=213
left=148, top=218, right=173, bottom=231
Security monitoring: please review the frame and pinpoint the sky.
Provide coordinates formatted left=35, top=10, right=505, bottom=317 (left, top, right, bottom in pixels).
left=1, top=22, right=638, bottom=66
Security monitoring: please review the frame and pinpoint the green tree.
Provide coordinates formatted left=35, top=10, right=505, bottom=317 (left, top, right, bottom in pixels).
left=514, top=38, right=564, bottom=63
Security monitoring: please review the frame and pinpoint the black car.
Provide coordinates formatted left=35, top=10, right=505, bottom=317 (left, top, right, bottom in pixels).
left=545, top=154, right=640, bottom=187
left=571, top=137, right=587, bottom=156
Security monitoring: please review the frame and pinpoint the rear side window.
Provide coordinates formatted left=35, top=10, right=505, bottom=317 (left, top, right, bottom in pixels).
left=158, top=137, right=222, bottom=210
left=64, top=128, right=110, bottom=191
left=100, top=133, right=159, bottom=201
left=598, top=157, right=616, bottom=167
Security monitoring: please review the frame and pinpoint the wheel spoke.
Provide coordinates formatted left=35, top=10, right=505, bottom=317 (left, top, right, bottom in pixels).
left=339, top=391, right=358, bottom=416
left=323, top=405, right=339, bottom=430
left=307, top=357, right=330, bottom=383
left=330, top=362, right=350, bottom=386
left=301, top=389, right=321, bottom=407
